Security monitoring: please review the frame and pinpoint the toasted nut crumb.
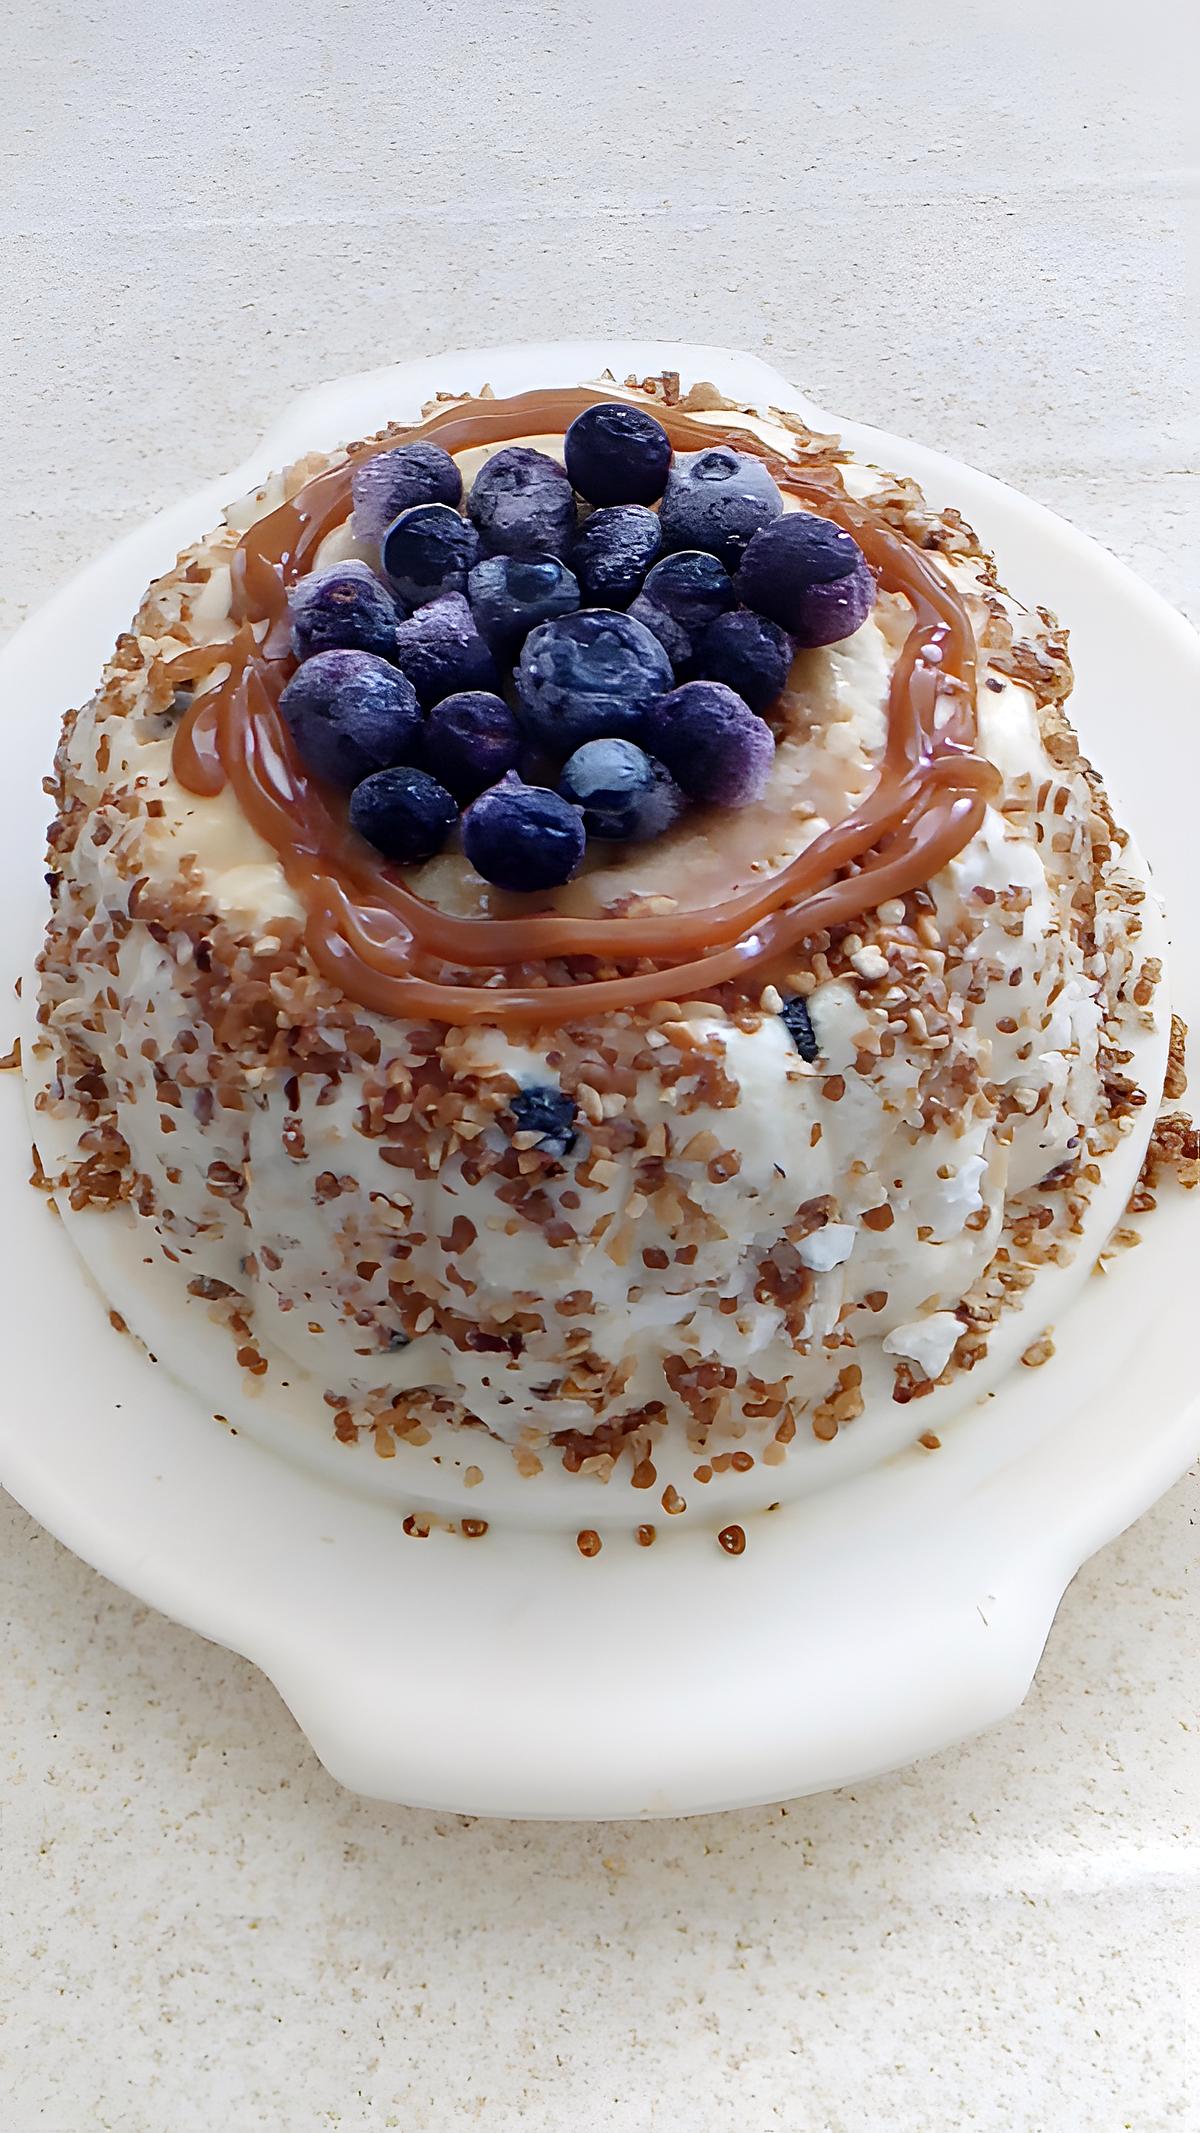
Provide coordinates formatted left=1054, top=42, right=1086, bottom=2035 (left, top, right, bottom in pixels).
left=1020, top=1332, right=1056, bottom=1368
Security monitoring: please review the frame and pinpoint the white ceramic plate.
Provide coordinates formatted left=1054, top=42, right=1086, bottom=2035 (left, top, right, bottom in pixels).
left=2, top=341, right=1197, bottom=1817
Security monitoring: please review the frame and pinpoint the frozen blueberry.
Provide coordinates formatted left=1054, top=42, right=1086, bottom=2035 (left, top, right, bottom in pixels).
left=658, top=448, right=784, bottom=569
left=558, top=738, right=685, bottom=842
left=571, top=505, right=662, bottom=607
left=735, top=513, right=875, bottom=645
left=467, top=447, right=577, bottom=559
left=515, top=609, right=673, bottom=755
left=392, top=594, right=499, bottom=710
left=280, top=650, right=422, bottom=789
left=467, top=554, right=580, bottom=656
left=643, top=680, right=775, bottom=808
left=693, top=608, right=795, bottom=713
left=628, top=550, right=735, bottom=666
left=380, top=504, right=480, bottom=609
left=351, top=442, right=463, bottom=546
left=462, top=772, right=586, bottom=892
left=779, top=994, right=820, bottom=1062
left=507, top=1085, right=578, bottom=1158
left=289, top=561, right=399, bottom=662
left=563, top=402, right=673, bottom=506
left=349, top=765, right=459, bottom=865
left=425, top=690, right=523, bottom=801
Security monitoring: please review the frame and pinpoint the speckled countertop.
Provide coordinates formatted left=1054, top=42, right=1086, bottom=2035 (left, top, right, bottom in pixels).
left=1, top=3, right=1197, bottom=2127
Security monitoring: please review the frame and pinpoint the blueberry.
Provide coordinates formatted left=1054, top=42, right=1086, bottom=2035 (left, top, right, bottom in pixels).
left=467, top=446, right=577, bottom=559
left=658, top=448, right=784, bottom=569
left=507, top=1085, right=578, bottom=1157
left=462, top=772, right=586, bottom=892
left=349, top=765, right=459, bottom=865
left=559, top=738, right=685, bottom=842
left=425, top=690, right=522, bottom=801
left=779, top=995, right=820, bottom=1062
left=735, top=514, right=875, bottom=645
left=392, top=593, right=499, bottom=710
left=351, top=442, right=463, bottom=546
left=515, top=610, right=673, bottom=755
left=642, top=680, right=775, bottom=808
left=628, top=549, right=735, bottom=666
left=467, top=554, right=580, bottom=656
left=380, top=504, right=480, bottom=609
left=693, top=608, right=795, bottom=713
left=572, top=505, right=662, bottom=607
left=563, top=402, right=672, bottom=506
left=280, top=650, right=422, bottom=789
left=289, top=561, right=399, bottom=662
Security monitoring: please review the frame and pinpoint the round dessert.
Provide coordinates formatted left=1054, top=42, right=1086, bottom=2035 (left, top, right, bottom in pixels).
left=34, top=376, right=1179, bottom=1484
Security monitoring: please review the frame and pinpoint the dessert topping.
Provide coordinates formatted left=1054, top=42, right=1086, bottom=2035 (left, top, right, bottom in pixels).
left=466, top=553, right=581, bottom=655
left=571, top=502, right=662, bottom=606
left=658, top=444, right=785, bottom=567
left=349, top=765, right=458, bottom=865
left=643, top=681, right=775, bottom=808
left=280, top=649, right=421, bottom=788
left=692, top=608, right=795, bottom=714
left=461, top=772, right=586, bottom=892
left=627, top=548, right=735, bottom=666
left=425, top=690, right=523, bottom=801
left=289, top=560, right=399, bottom=662
left=380, top=502, right=480, bottom=608
left=392, top=592, right=498, bottom=709
left=350, top=438, right=462, bottom=543
left=466, top=444, right=577, bottom=559
left=735, top=512, right=876, bottom=648
left=558, top=738, right=685, bottom=842
left=563, top=401, right=672, bottom=506
left=515, top=608, right=673, bottom=752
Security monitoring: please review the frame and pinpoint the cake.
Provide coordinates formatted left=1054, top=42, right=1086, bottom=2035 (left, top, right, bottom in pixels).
left=34, top=374, right=1187, bottom=1491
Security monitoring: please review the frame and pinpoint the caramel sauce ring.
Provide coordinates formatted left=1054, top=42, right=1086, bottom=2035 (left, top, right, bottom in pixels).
left=168, top=387, right=992, bottom=1025
left=172, top=692, right=226, bottom=796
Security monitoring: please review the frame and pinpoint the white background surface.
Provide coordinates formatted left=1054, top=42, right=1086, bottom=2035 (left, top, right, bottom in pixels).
left=1, top=3, right=1197, bottom=2127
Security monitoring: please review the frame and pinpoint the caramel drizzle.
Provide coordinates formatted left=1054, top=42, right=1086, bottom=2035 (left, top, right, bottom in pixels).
left=171, top=388, right=997, bottom=1025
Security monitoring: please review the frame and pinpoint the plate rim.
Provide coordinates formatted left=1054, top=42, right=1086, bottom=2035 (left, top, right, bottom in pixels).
left=2, top=336, right=1197, bottom=1818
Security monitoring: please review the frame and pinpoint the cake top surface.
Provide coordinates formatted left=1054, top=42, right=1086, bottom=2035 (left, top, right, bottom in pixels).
left=150, top=378, right=1034, bottom=1030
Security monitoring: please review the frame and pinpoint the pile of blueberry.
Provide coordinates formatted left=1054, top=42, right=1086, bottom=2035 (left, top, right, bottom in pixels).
left=279, top=405, right=876, bottom=891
